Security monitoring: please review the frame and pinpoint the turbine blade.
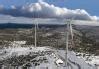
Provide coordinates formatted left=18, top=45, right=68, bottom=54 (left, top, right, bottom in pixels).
left=70, top=22, right=73, bottom=40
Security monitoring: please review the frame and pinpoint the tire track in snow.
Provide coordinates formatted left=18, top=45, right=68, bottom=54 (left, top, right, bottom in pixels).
left=58, top=51, right=81, bottom=69
left=68, top=58, right=81, bottom=69
left=58, top=54, right=73, bottom=69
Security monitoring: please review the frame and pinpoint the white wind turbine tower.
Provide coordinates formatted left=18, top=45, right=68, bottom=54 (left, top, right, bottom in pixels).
left=34, top=0, right=40, bottom=48
left=65, top=19, right=74, bottom=67
left=34, top=19, right=37, bottom=48
left=34, top=12, right=39, bottom=48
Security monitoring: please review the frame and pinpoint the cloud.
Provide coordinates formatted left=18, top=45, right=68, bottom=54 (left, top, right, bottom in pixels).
left=0, top=5, right=3, bottom=10
left=0, top=14, right=99, bottom=26
left=0, top=1, right=98, bottom=21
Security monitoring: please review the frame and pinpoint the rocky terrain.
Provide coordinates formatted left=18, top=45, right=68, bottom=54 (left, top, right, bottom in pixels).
left=0, top=24, right=99, bottom=55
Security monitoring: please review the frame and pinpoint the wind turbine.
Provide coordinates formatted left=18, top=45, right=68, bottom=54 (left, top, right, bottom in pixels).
left=34, top=5, right=39, bottom=48
left=69, top=20, right=74, bottom=41
left=65, top=19, right=74, bottom=67
left=34, top=19, right=37, bottom=48
left=65, top=20, right=69, bottom=67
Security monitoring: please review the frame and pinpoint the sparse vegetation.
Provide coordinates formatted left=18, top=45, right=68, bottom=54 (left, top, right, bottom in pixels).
left=0, top=25, right=99, bottom=55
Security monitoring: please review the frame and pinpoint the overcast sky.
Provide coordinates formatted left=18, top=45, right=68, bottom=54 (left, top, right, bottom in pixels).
left=0, top=0, right=99, bottom=25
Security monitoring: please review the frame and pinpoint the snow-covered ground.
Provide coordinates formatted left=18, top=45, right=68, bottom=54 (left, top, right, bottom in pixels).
left=75, top=52, right=99, bottom=69
left=0, top=46, right=67, bottom=69
left=58, top=50, right=96, bottom=69
left=0, top=46, right=97, bottom=69
left=0, top=46, right=51, bottom=60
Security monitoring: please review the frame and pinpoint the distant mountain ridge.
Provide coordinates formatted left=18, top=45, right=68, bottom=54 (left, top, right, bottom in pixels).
left=0, top=23, right=33, bottom=29
left=0, top=23, right=66, bottom=29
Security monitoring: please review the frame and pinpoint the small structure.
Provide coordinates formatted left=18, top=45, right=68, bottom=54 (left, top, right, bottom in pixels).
left=55, top=59, right=63, bottom=66
left=10, top=41, right=26, bottom=47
